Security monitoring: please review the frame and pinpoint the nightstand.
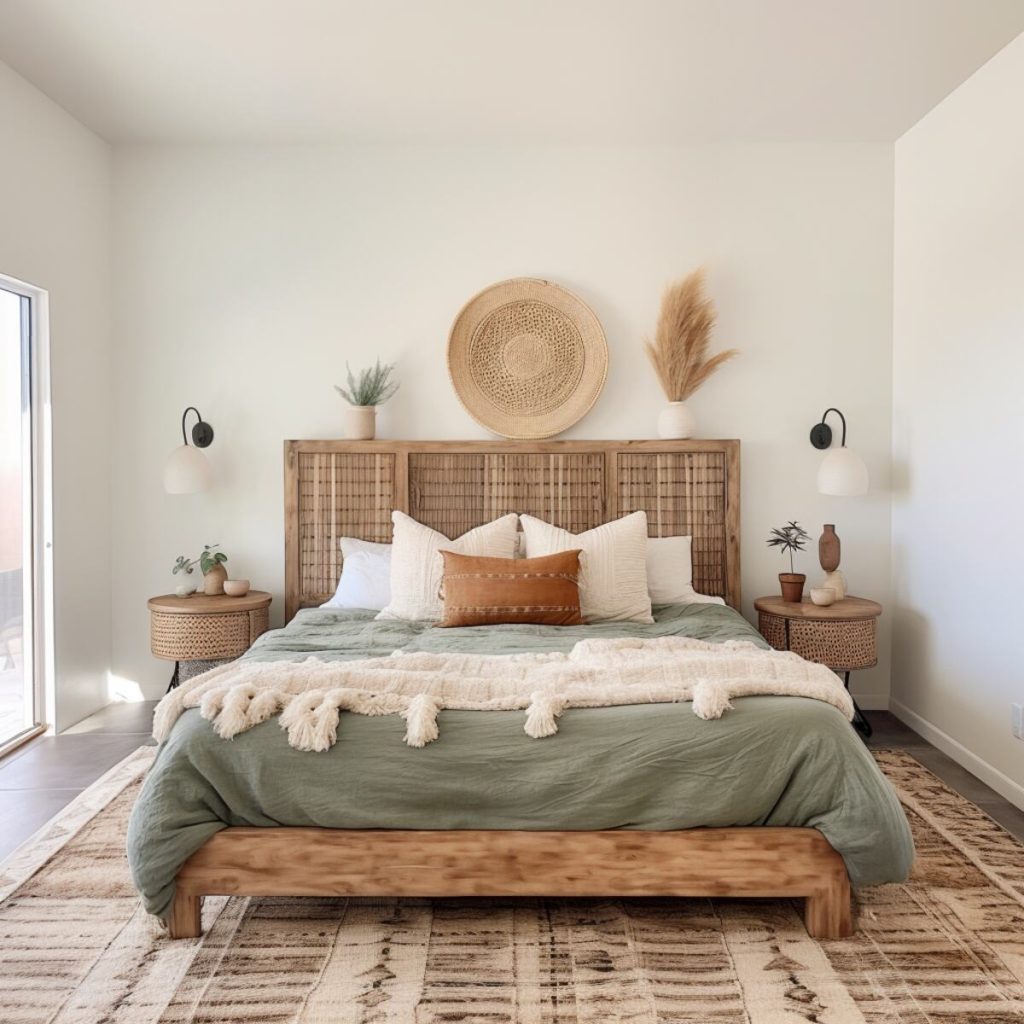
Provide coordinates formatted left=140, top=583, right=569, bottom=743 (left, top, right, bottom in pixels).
left=148, top=591, right=272, bottom=690
left=753, top=595, right=882, bottom=738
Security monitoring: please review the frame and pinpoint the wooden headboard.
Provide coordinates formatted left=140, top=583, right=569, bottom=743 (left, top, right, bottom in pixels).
left=284, top=439, right=740, bottom=620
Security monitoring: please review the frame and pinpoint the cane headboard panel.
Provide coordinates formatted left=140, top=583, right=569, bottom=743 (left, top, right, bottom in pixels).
left=284, top=439, right=740, bottom=620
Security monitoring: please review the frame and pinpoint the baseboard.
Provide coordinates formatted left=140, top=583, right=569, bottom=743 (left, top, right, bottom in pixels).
left=890, top=698, right=1024, bottom=811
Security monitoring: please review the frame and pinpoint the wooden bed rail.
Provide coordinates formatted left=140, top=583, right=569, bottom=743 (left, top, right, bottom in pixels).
left=168, top=826, right=853, bottom=941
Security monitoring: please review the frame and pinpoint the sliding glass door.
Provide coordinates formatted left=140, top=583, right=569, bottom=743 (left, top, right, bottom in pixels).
left=0, top=281, right=41, bottom=748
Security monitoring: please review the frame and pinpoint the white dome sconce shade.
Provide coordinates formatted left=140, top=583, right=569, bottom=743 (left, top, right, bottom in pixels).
left=810, top=407, right=869, bottom=497
left=164, top=406, right=215, bottom=494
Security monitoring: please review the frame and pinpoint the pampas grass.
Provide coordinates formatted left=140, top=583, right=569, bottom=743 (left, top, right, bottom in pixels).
left=645, top=269, right=738, bottom=402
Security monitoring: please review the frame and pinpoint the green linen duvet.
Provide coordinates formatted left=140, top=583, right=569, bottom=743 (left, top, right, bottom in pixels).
left=128, top=604, right=914, bottom=920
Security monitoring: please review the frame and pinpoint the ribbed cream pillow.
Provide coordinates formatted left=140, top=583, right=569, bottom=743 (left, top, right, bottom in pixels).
left=520, top=511, right=653, bottom=623
left=376, top=511, right=519, bottom=621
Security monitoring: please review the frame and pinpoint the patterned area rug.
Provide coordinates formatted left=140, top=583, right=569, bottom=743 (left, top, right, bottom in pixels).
left=1, top=748, right=1023, bottom=1023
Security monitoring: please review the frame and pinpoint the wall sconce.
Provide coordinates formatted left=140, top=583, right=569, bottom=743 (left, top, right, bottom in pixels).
left=809, top=407, right=869, bottom=496
left=164, top=406, right=214, bottom=493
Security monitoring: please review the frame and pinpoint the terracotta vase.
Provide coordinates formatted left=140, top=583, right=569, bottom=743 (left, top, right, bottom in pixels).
left=204, top=563, right=228, bottom=596
left=818, top=524, right=841, bottom=572
left=779, top=573, right=806, bottom=602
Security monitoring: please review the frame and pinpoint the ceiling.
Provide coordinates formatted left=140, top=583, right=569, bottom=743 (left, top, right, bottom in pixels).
left=1, top=0, right=1022, bottom=144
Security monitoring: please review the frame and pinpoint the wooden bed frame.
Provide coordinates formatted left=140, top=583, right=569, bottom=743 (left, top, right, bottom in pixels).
left=168, top=439, right=854, bottom=939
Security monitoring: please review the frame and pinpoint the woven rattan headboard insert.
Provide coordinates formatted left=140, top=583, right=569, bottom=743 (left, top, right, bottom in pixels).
left=284, top=439, right=740, bottom=620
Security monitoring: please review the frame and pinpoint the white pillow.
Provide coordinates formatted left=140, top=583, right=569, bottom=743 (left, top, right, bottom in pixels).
left=645, top=535, right=725, bottom=606
left=320, top=538, right=392, bottom=611
left=376, top=511, right=520, bottom=621
left=520, top=511, right=653, bottom=623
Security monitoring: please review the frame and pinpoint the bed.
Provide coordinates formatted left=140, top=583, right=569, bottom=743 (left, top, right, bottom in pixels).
left=128, top=439, right=913, bottom=940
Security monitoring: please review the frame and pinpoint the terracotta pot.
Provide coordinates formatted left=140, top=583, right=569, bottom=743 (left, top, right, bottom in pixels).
left=204, top=563, right=228, bottom=596
left=818, top=524, right=841, bottom=572
left=345, top=405, right=376, bottom=440
left=779, top=573, right=806, bottom=602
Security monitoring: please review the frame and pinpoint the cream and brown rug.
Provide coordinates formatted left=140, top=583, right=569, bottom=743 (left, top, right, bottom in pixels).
left=2, top=747, right=1024, bottom=1023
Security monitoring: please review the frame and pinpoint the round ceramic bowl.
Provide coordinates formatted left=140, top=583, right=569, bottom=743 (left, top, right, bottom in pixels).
left=810, top=586, right=837, bottom=607
left=223, top=579, right=251, bottom=597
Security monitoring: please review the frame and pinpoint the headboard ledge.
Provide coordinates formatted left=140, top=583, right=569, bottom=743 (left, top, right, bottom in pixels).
left=284, top=439, right=740, bottom=620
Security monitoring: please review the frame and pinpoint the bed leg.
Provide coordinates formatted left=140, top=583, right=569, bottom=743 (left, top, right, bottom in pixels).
left=804, top=874, right=853, bottom=939
left=167, top=890, right=202, bottom=939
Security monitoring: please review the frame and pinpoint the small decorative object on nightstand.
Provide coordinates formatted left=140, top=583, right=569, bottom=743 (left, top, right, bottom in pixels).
left=754, top=594, right=881, bottom=739
left=148, top=591, right=271, bottom=690
left=766, top=520, right=810, bottom=602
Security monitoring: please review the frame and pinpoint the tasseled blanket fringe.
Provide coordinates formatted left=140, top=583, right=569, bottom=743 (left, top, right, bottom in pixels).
left=151, top=636, right=853, bottom=751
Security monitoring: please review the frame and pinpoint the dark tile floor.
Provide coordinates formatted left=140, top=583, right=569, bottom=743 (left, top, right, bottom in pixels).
left=0, top=701, right=157, bottom=860
left=0, top=707, right=1020, bottom=862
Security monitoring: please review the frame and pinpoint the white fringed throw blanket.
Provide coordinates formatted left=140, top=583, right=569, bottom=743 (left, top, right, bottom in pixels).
left=153, top=637, right=853, bottom=751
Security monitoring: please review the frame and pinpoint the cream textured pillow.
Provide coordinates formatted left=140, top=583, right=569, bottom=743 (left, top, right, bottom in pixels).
left=520, top=511, right=653, bottom=623
left=376, top=511, right=519, bottom=621
left=646, top=535, right=725, bottom=606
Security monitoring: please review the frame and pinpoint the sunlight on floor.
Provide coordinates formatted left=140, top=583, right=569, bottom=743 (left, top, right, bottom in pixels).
left=106, top=673, right=146, bottom=703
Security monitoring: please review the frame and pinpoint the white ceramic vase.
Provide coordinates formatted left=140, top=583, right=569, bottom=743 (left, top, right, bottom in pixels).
left=345, top=405, right=376, bottom=440
left=657, top=401, right=696, bottom=439
left=174, top=573, right=198, bottom=598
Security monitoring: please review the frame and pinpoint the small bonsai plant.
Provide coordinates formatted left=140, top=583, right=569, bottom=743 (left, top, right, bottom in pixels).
left=334, top=360, right=399, bottom=407
left=766, top=521, right=810, bottom=602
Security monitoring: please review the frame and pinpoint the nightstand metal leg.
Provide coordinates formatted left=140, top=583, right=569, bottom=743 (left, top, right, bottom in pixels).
left=843, top=671, right=872, bottom=739
left=166, top=661, right=180, bottom=693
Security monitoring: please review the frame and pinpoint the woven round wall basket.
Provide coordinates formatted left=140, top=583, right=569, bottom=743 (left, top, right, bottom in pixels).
left=447, top=278, right=609, bottom=439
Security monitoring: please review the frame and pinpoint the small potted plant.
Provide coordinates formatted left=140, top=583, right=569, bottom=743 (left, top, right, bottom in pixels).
left=766, top=521, right=810, bottom=602
left=200, top=544, right=229, bottom=595
left=171, top=555, right=200, bottom=597
left=334, top=359, right=399, bottom=440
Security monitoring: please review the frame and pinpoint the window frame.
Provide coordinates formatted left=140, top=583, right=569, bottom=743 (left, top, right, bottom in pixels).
left=0, top=272, right=53, bottom=755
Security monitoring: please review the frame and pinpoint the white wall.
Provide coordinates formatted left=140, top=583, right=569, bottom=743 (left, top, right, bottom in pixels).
left=893, top=35, right=1024, bottom=805
left=0, top=61, right=111, bottom=731
left=112, top=143, right=895, bottom=702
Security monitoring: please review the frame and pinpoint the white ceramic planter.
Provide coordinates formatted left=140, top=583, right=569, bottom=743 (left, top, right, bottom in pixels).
left=345, top=405, right=377, bottom=440
left=657, top=401, right=696, bottom=439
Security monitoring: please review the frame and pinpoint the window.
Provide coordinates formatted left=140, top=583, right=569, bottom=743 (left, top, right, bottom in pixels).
left=0, top=275, right=50, bottom=752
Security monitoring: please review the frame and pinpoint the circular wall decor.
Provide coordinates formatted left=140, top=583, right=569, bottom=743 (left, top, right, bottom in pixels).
left=447, top=278, right=609, bottom=439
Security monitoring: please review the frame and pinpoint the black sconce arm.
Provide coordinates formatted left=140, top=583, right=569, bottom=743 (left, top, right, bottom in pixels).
left=181, top=406, right=214, bottom=448
left=809, top=407, right=847, bottom=450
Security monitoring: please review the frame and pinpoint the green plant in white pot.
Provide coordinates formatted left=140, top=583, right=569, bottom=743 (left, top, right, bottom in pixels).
left=334, top=360, right=399, bottom=440
left=171, top=555, right=200, bottom=597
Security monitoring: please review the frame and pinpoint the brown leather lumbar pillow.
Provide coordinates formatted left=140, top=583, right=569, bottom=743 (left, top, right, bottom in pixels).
left=436, top=549, right=584, bottom=627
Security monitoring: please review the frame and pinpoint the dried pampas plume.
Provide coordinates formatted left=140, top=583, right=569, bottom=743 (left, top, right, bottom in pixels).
left=645, top=269, right=738, bottom=402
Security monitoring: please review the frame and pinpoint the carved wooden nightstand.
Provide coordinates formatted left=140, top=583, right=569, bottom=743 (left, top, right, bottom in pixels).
left=148, top=591, right=272, bottom=689
left=753, top=595, right=881, bottom=738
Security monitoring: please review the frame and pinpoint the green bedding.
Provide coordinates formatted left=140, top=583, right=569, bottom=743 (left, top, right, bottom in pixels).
left=128, top=604, right=914, bottom=920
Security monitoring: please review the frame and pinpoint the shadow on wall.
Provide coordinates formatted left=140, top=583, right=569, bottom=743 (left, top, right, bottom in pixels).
left=889, top=456, right=911, bottom=499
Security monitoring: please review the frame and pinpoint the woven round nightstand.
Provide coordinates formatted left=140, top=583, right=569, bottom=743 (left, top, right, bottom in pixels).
left=148, top=591, right=272, bottom=689
left=753, top=595, right=881, bottom=738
